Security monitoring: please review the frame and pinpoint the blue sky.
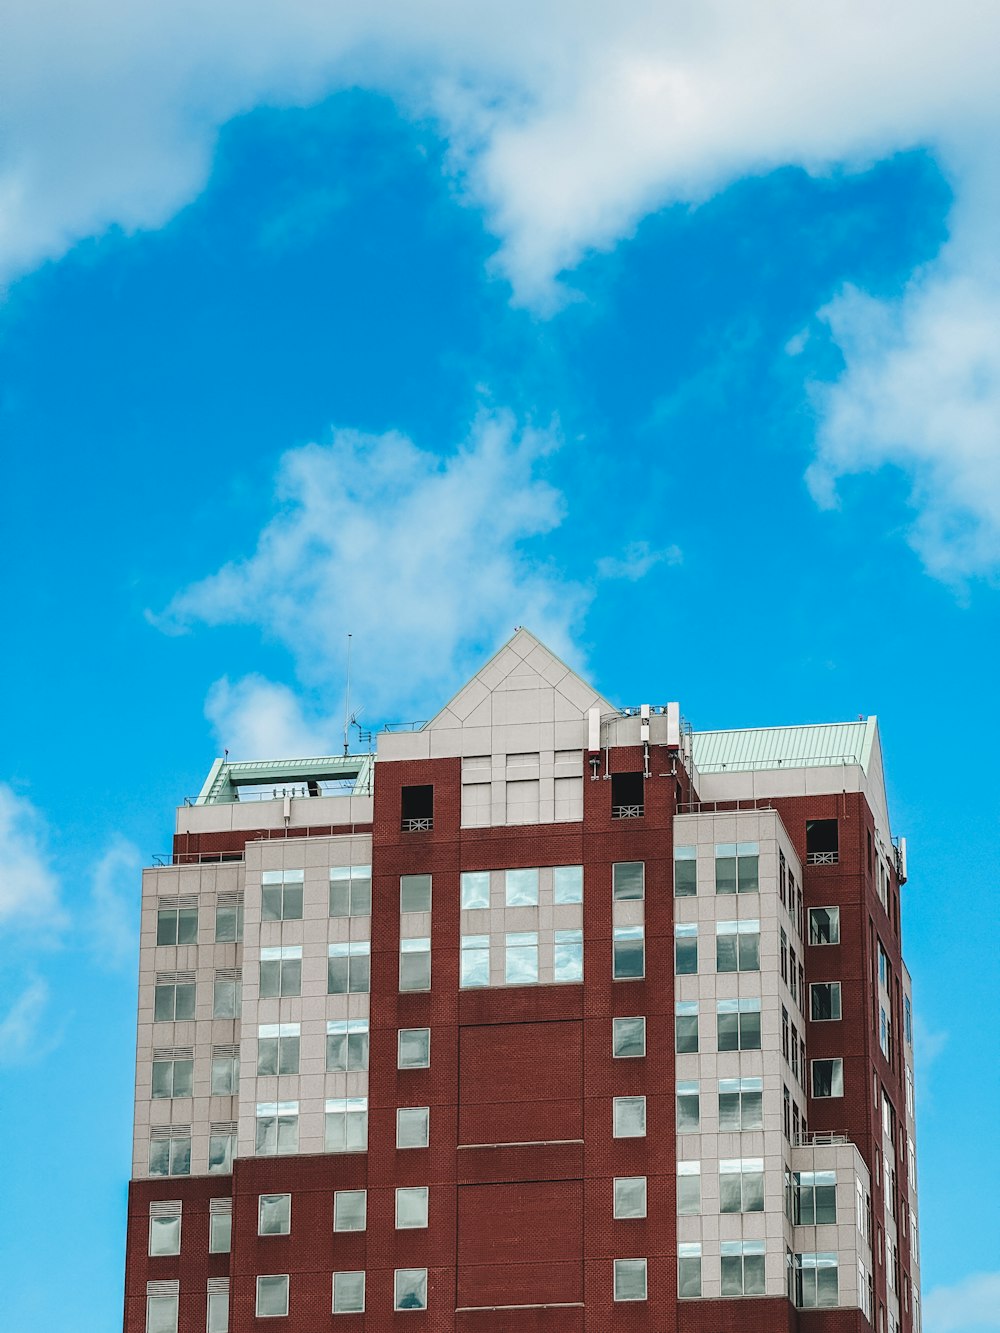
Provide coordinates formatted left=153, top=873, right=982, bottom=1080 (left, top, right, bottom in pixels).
left=2, top=7, right=999, bottom=1330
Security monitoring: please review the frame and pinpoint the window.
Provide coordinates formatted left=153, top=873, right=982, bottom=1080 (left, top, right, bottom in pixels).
left=256, top=1102, right=298, bottom=1156
left=259, top=947, right=302, bottom=999
left=261, top=870, right=303, bottom=921
left=460, top=934, right=490, bottom=988
left=333, top=1272, right=365, bottom=1315
left=675, top=923, right=698, bottom=974
left=715, top=842, right=759, bottom=894
left=676, top=1001, right=699, bottom=1053
left=674, top=845, right=697, bottom=896
left=721, top=1240, right=766, bottom=1296
left=720, top=1158, right=765, bottom=1213
left=613, top=1258, right=647, bottom=1301
left=326, top=1019, right=369, bottom=1071
left=394, top=1268, right=428, bottom=1311
left=396, top=1186, right=429, bottom=1229
left=334, top=1190, right=367, bottom=1232
left=327, top=941, right=370, bottom=994
left=677, top=1162, right=701, bottom=1214
left=613, top=1016, right=645, bottom=1058
left=400, top=937, right=431, bottom=992
left=460, top=871, right=490, bottom=909
left=207, top=1283, right=229, bottom=1333
left=794, top=1253, right=839, bottom=1307
left=676, top=1081, right=699, bottom=1132
left=256, top=1275, right=289, bottom=1318
left=904, top=994, right=913, bottom=1045
left=719, top=1077, right=763, bottom=1131
left=879, top=1004, right=892, bottom=1060
left=152, top=1057, right=193, bottom=1099
left=554, top=929, right=584, bottom=982
left=154, top=981, right=195, bottom=1022
left=258, top=1194, right=291, bottom=1236
left=325, top=1098, right=368, bottom=1152
left=209, top=1204, right=231, bottom=1255
left=503, top=932, right=537, bottom=984
left=613, top=1095, right=646, bottom=1138
left=716, top=920, right=760, bottom=972
left=780, top=927, right=788, bottom=983
left=400, top=873, right=431, bottom=912
left=258, top=1025, right=300, bottom=1076
left=215, top=902, right=243, bottom=943
left=401, top=784, right=433, bottom=831
left=809, top=907, right=840, bottom=945
left=611, top=771, right=644, bottom=817
left=554, top=864, right=583, bottom=903
left=398, top=1027, right=431, bottom=1068
left=396, top=1106, right=429, bottom=1149
left=211, top=1052, right=239, bottom=1095
left=806, top=818, right=839, bottom=865
left=146, top=1289, right=178, bottom=1333
left=614, top=1176, right=647, bottom=1219
left=613, top=861, right=644, bottom=900
left=213, top=976, right=240, bottom=1019
left=210, top=1127, right=235, bottom=1176
left=678, top=1244, right=702, bottom=1298
left=795, top=1171, right=837, bottom=1224
left=148, top=1205, right=181, bottom=1256
left=812, top=1059, right=844, bottom=1098
left=613, top=926, right=645, bottom=979
left=717, top=997, right=761, bottom=1051
left=149, top=1135, right=190, bottom=1177
left=157, top=905, right=198, bottom=946
left=329, top=866, right=372, bottom=917
left=810, top=982, right=842, bottom=1021
left=505, top=867, right=538, bottom=906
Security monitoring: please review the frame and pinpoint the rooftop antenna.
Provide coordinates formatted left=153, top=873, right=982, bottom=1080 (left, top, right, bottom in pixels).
left=343, top=633, right=353, bottom=757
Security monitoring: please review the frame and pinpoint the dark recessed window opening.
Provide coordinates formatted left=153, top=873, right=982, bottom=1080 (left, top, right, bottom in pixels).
left=806, top=819, right=839, bottom=865
left=611, top=772, right=644, bottom=819
left=401, top=785, right=434, bottom=831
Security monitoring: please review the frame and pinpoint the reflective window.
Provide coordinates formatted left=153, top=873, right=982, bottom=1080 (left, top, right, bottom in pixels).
left=676, top=1081, right=699, bottom=1132
left=716, top=920, right=760, bottom=972
left=148, top=1209, right=181, bottom=1256
left=794, top=1171, right=837, bottom=1225
left=809, top=907, right=840, bottom=945
left=810, top=982, right=842, bottom=1021
left=260, top=947, right=302, bottom=999
left=211, top=1053, right=239, bottom=1095
left=505, top=932, right=538, bottom=984
left=554, top=929, right=583, bottom=982
left=258, top=1194, right=291, bottom=1236
left=721, top=1240, right=766, bottom=1296
left=613, top=862, right=644, bottom=900
left=146, top=1294, right=178, bottom=1333
left=505, top=868, right=539, bottom=906
left=329, top=867, right=372, bottom=918
left=613, top=1016, right=645, bottom=1058
left=553, top=864, right=583, bottom=904
left=327, top=941, right=370, bottom=994
left=613, top=926, right=645, bottom=980
left=256, top=1275, right=289, bottom=1318
left=399, top=937, right=431, bottom=992
left=674, top=845, right=697, bottom=897
left=677, top=1161, right=701, bottom=1215
left=717, top=997, right=761, bottom=1051
left=676, top=1001, right=699, bottom=1053
left=394, top=1268, right=428, bottom=1311
left=261, top=870, right=303, bottom=922
left=255, top=1102, right=298, bottom=1156
left=149, top=1136, right=190, bottom=1177
left=460, top=935, right=490, bottom=988
left=715, top=842, right=759, bottom=894
left=398, top=1027, right=430, bottom=1069
left=208, top=1208, right=231, bottom=1255
left=325, top=1098, right=368, bottom=1152
left=213, top=977, right=240, bottom=1019
left=152, top=1058, right=193, bottom=1099
left=678, top=1243, right=702, bottom=1298
left=400, top=874, right=431, bottom=913
left=333, top=1271, right=365, bottom=1315
left=154, top=982, right=195, bottom=1022
left=675, top=923, right=698, bottom=975
left=208, top=1132, right=235, bottom=1174
left=720, top=1158, right=765, bottom=1213
left=614, top=1176, right=647, bottom=1219
left=812, top=1058, right=845, bottom=1098
left=156, top=906, right=198, bottom=946
left=215, top=903, right=243, bottom=943
left=718, top=1077, right=763, bottom=1131
left=207, top=1286, right=228, bottom=1333
left=460, top=871, right=490, bottom=909
left=396, top=1106, right=429, bottom=1149
left=396, top=1186, right=429, bottom=1229
left=257, top=1025, right=299, bottom=1076
left=794, top=1253, right=839, bottom=1308
left=613, top=1258, right=647, bottom=1302
left=613, top=1096, right=646, bottom=1138
left=326, top=1019, right=369, bottom=1071
left=334, top=1190, right=367, bottom=1232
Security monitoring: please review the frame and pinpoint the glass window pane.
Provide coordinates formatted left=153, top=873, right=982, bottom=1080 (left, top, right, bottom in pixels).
left=394, top=1269, right=428, bottom=1311
left=209, top=1212, right=231, bottom=1254
left=613, top=1096, right=646, bottom=1137
left=716, top=854, right=737, bottom=894
left=554, top=931, right=583, bottom=982
left=147, top=1295, right=178, bottom=1333
left=674, top=847, right=697, bottom=896
left=400, top=950, right=431, bottom=992
left=460, top=871, right=490, bottom=909
left=256, top=1275, right=288, bottom=1317
left=505, top=933, right=539, bottom=985
left=395, top=1186, right=429, bottom=1229
left=396, top=1106, right=429, bottom=1148
left=675, top=935, right=697, bottom=975
left=613, top=862, right=644, bottom=900
left=174, top=984, right=195, bottom=1021
left=505, top=868, right=538, bottom=906
left=613, top=1016, right=645, bottom=1057
left=149, top=1214, right=181, bottom=1256
left=613, top=928, right=644, bottom=979
left=259, top=1194, right=290, bottom=1235
left=333, top=1271, right=365, bottom=1314
left=738, top=854, right=759, bottom=893
left=400, top=874, right=431, bottom=913
left=176, top=907, right=198, bottom=944
left=614, top=1258, right=647, bottom=1301
left=678, top=1254, right=702, bottom=1298
left=676, top=1014, right=699, bottom=1053
left=614, top=1176, right=647, bottom=1218
left=398, top=1028, right=430, bottom=1068
left=334, top=1191, right=367, bottom=1232
left=553, top=865, right=583, bottom=904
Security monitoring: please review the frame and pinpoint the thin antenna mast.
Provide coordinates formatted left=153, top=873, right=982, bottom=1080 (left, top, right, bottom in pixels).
left=343, top=633, right=353, bottom=757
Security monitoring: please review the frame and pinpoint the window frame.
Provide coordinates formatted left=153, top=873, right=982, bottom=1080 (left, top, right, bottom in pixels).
left=255, top=1275, right=289, bottom=1319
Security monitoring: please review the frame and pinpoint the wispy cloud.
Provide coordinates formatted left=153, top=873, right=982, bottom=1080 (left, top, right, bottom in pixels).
left=88, top=836, right=142, bottom=969
left=597, top=541, right=682, bottom=582
left=159, top=409, right=594, bottom=729
left=0, top=977, right=52, bottom=1065
left=0, top=783, right=64, bottom=934
left=924, top=1271, right=1000, bottom=1332
left=205, top=675, right=336, bottom=760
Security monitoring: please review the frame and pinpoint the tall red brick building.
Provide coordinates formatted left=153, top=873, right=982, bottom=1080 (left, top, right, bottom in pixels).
left=125, top=629, right=920, bottom=1333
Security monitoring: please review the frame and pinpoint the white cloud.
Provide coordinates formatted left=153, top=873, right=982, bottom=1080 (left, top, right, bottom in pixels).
left=924, top=1272, right=1000, bottom=1332
left=597, top=541, right=682, bottom=582
left=0, top=978, right=51, bottom=1065
left=4, top=2, right=1000, bottom=572
left=88, top=836, right=142, bottom=969
left=0, top=783, right=64, bottom=933
left=161, top=410, right=591, bottom=720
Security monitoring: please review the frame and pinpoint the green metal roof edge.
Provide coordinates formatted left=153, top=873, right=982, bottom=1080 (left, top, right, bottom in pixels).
left=195, top=753, right=375, bottom=804
left=690, top=719, right=874, bottom=775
